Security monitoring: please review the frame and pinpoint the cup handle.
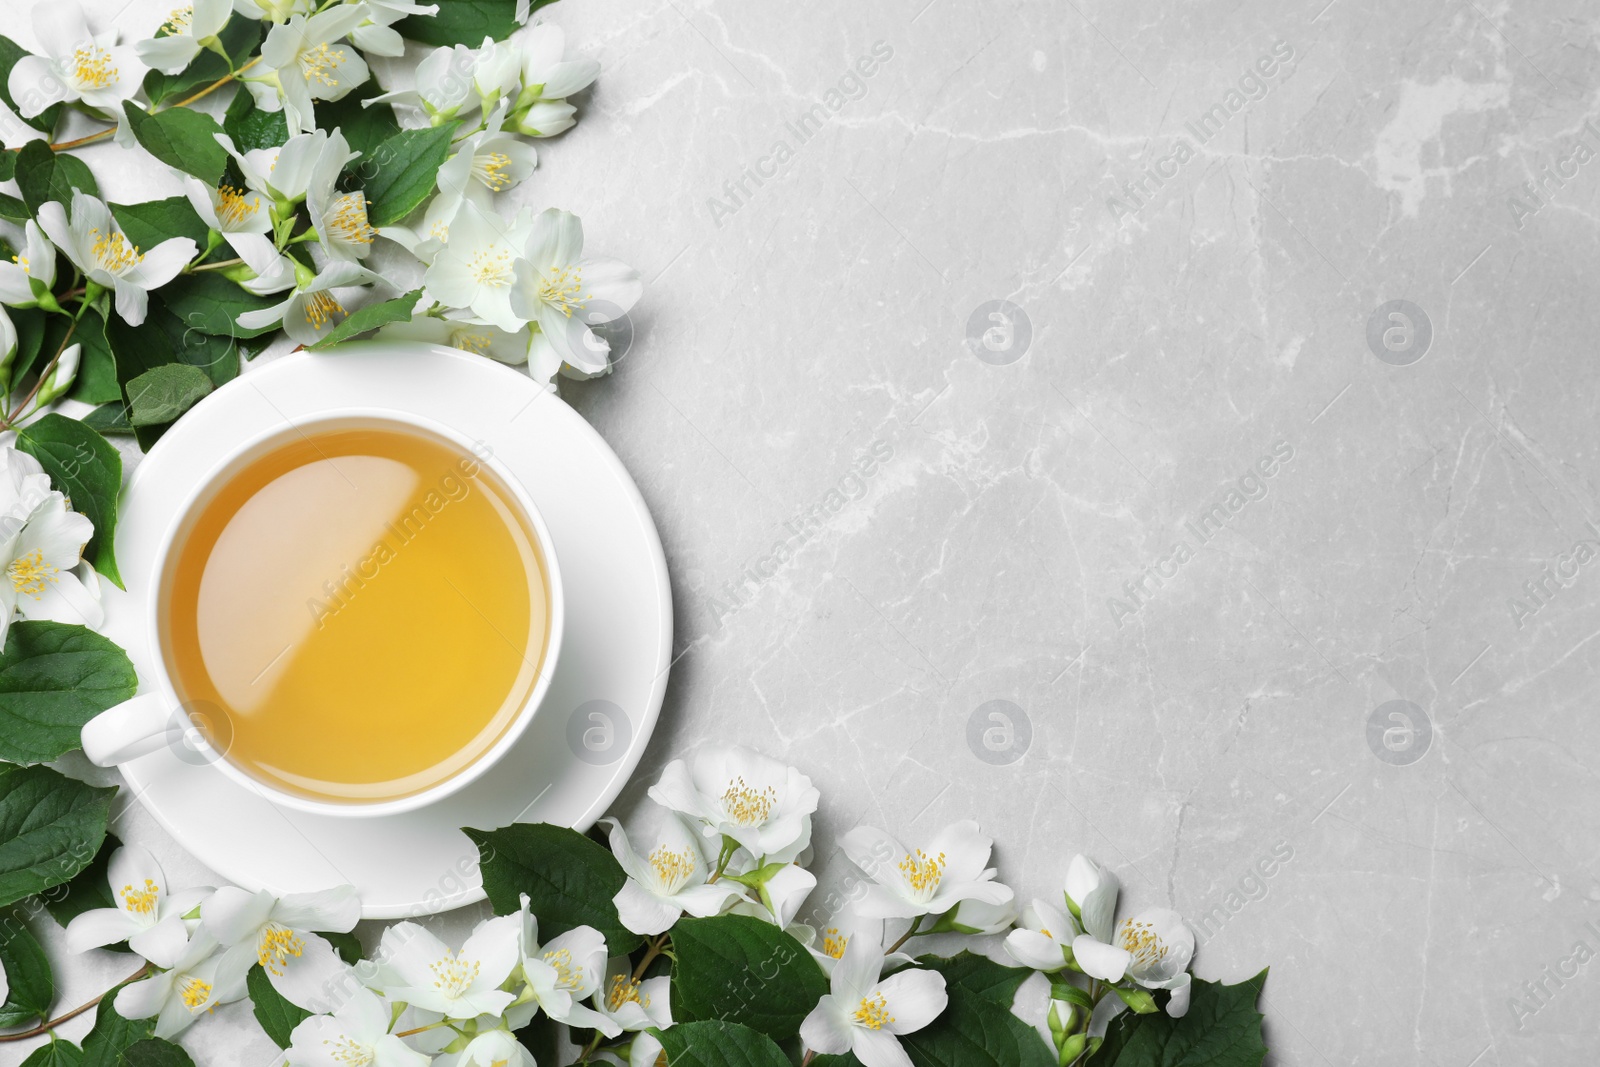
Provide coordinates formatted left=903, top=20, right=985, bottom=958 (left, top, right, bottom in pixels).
left=82, top=693, right=173, bottom=767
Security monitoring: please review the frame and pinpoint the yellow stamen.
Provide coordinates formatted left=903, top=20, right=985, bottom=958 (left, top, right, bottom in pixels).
left=854, top=991, right=894, bottom=1029
left=258, top=922, right=304, bottom=976
left=428, top=952, right=481, bottom=997
left=120, top=878, right=160, bottom=917
left=721, top=777, right=777, bottom=825
left=70, top=46, right=118, bottom=90
left=180, top=976, right=213, bottom=1011
left=543, top=947, right=580, bottom=989
left=322, top=1035, right=373, bottom=1066
left=1041, top=927, right=1053, bottom=938
left=215, top=186, right=260, bottom=228
left=898, top=849, right=946, bottom=895
left=162, top=6, right=194, bottom=35
left=303, top=290, right=346, bottom=330
left=474, top=151, right=514, bottom=191
left=452, top=330, right=495, bottom=357
left=8, top=549, right=58, bottom=599
left=469, top=247, right=513, bottom=286
left=90, top=229, right=142, bottom=273
left=647, top=845, right=695, bottom=889
left=823, top=928, right=848, bottom=960
left=537, top=264, right=588, bottom=317
left=606, top=974, right=649, bottom=1012
left=326, top=193, right=376, bottom=246
left=1117, top=918, right=1170, bottom=969
left=13, top=254, right=29, bottom=275
left=300, top=42, right=345, bottom=87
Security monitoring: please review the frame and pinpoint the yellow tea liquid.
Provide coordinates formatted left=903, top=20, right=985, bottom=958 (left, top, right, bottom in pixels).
left=161, top=425, right=550, bottom=803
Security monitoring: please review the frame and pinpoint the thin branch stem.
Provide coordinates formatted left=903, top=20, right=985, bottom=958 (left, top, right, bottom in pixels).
left=631, top=933, right=669, bottom=982
left=0, top=963, right=149, bottom=1042
left=185, top=256, right=244, bottom=274
left=885, top=915, right=924, bottom=955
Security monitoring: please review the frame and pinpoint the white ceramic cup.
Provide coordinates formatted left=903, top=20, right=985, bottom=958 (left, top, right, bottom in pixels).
left=80, top=409, right=565, bottom=819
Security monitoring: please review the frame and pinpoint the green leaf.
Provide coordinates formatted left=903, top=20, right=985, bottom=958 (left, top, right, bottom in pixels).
left=58, top=309, right=122, bottom=407
left=670, top=915, right=827, bottom=1040
left=21, top=1039, right=84, bottom=1067
left=16, top=414, right=124, bottom=587
left=122, top=103, right=228, bottom=185
left=396, top=0, right=554, bottom=45
left=247, top=964, right=311, bottom=1049
left=80, top=990, right=157, bottom=1067
left=147, top=303, right=242, bottom=389
left=1088, top=970, right=1268, bottom=1067
left=157, top=273, right=281, bottom=339
left=9, top=306, right=49, bottom=383
left=117, top=1039, right=195, bottom=1067
left=653, top=1021, right=792, bottom=1067
left=0, top=764, right=115, bottom=910
left=82, top=404, right=134, bottom=436
left=16, top=142, right=99, bottom=218
left=309, top=289, right=422, bottom=350
left=0, top=192, right=27, bottom=224
left=0, top=622, right=138, bottom=764
left=142, top=17, right=262, bottom=106
left=0, top=913, right=54, bottom=1027
left=112, top=198, right=211, bottom=254
left=514, top=1016, right=562, bottom=1066
left=43, top=832, right=122, bottom=930
left=322, top=929, right=363, bottom=964
left=1111, top=985, right=1159, bottom=1014
left=465, top=823, right=643, bottom=954
left=318, top=82, right=401, bottom=161
left=125, top=364, right=213, bottom=427
left=356, top=124, right=457, bottom=227
left=898, top=953, right=1055, bottom=1067
left=0, top=152, right=13, bottom=182
left=223, top=86, right=288, bottom=153
left=0, top=35, right=63, bottom=135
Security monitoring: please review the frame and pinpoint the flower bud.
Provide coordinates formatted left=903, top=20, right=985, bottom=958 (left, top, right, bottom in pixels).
left=37, top=343, right=81, bottom=407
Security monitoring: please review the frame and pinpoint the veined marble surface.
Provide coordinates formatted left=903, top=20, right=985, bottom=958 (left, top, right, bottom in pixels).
left=9, top=0, right=1600, bottom=1064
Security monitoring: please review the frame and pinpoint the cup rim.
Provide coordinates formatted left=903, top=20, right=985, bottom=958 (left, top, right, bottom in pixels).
left=139, top=407, right=566, bottom=819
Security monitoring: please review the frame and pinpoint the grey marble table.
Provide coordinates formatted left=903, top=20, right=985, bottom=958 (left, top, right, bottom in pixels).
left=11, top=0, right=1600, bottom=1065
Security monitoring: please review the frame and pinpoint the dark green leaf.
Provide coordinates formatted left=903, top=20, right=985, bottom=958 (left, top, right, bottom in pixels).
left=0, top=152, right=13, bottom=182
left=515, top=1016, right=562, bottom=1066
left=396, top=0, right=554, bottom=45
left=318, top=82, right=401, bottom=161
left=147, top=302, right=242, bottom=389
left=82, top=404, right=134, bottom=436
left=0, top=764, right=115, bottom=909
left=9, top=306, right=49, bottom=383
left=58, top=309, right=121, bottom=406
left=670, top=915, right=827, bottom=1040
left=0, top=912, right=54, bottom=1027
left=356, top=124, right=457, bottom=227
left=247, top=965, right=311, bottom=1049
left=223, top=87, right=288, bottom=153
left=43, top=833, right=122, bottom=930
left=310, top=289, right=421, bottom=349
left=143, top=17, right=262, bottom=106
left=122, top=104, right=228, bottom=185
left=157, top=273, right=280, bottom=339
left=0, top=35, right=63, bottom=135
left=0, top=192, right=27, bottom=224
left=20, top=1039, right=84, bottom=1067
left=80, top=990, right=157, bottom=1067
left=654, top=1021, right=792, bottom=1067
left=16, top=142, right=99, bottom=218
left=0, top=622, right=138, bottom=764
left=111, top=198, right=211, bottom=254
left=126, top=364, right=213, bottom=426
left=16, top=414, right=124, bottom=586
left=898, top=953, right=1054, bottom=1067
left=1088, top=970, right=1268, bottom=1067
left=465, top=823, right=642, bottom=953
left=321, top=929, right=363, bottom=964
left=117, top=1039, right=195, bottom=1067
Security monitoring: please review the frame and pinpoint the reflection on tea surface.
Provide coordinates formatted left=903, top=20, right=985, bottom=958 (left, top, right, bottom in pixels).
left=163, top=427, right=550, bottom=802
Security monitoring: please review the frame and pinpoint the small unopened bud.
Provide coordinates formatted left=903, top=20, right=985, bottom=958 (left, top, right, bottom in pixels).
left=37, top=343, right=81, bottom=407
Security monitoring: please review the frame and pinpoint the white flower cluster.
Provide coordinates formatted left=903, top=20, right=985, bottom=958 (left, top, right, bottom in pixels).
left=0, top=445, right=100, bottom=642
left=1, top=0, right=637, bottom=385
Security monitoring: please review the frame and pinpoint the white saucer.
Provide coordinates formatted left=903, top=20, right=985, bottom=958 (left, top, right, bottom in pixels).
left=99, top=343, right=672, bottom=918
